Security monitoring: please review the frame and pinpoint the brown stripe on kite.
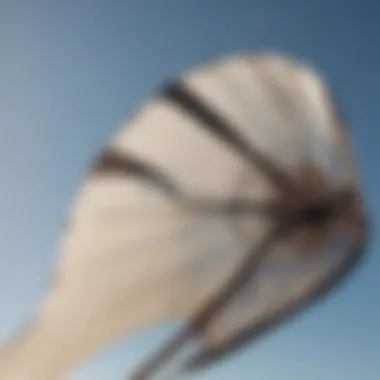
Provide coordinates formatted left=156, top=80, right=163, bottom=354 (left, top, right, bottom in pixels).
left=92, top=149, right=180, bottom=196
left=161, top=82, right=294, bottom=195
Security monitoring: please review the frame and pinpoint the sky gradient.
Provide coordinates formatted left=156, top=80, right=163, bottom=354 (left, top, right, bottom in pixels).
left=0, top=1, right=379, bottom=379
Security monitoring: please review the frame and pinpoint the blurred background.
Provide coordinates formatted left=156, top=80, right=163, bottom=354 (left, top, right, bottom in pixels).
left=0, top=0, right=378, bottom=379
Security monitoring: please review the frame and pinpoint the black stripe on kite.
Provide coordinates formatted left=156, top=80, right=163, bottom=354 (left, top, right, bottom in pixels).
left=161, top=82, right=294, bottom=195
left=92, top=149, right=180, bottom=196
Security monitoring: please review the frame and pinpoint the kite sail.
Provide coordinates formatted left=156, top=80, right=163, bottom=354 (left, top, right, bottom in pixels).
left=0, top=53, right=368, bottom=380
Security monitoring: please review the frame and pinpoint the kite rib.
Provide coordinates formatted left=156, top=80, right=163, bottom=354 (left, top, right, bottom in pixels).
left=92, top=149, right=180, bottom=196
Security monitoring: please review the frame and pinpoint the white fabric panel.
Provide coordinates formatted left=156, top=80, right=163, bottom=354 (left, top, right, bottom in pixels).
left=183, top=53, right=354, bottom=186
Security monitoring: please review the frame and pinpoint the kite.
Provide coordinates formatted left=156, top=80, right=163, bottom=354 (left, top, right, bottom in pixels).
left=0, top=53, right=368, bottom=380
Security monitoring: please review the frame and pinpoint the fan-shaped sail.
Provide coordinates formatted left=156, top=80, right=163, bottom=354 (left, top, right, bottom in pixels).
left=0, top=53, right=368, bottom=380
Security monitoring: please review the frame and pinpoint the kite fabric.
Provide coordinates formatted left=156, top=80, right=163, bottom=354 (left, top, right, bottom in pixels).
left=0, top=53, right=368, bottom=380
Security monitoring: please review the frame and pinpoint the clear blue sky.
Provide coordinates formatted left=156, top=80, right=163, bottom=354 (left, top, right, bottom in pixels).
left=0, top=1, right=379, bottom=379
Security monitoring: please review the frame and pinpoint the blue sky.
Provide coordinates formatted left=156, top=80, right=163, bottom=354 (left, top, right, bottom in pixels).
left=0, top=0, right=379, bottom=379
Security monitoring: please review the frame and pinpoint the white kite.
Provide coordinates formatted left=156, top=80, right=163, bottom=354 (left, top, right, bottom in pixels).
left=0, top=53, right=368, bottom=380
